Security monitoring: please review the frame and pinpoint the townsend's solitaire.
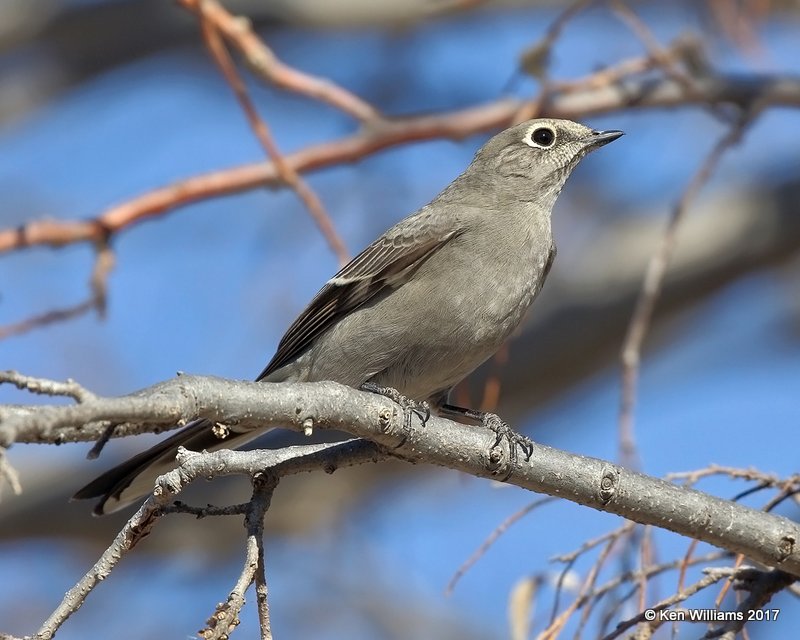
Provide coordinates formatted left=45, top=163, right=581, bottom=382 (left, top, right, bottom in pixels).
left=74, top=118, right=623, bottom=514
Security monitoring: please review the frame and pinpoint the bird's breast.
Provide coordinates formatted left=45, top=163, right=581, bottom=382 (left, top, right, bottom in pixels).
left=470, top=256, right=548, bottom=345
left=461, top=223, right=553, bottom=346
left=303, top=216, right=554, bottom=400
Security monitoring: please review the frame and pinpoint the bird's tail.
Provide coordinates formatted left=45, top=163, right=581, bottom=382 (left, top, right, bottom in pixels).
left=72, top=419, right=265, bottom=515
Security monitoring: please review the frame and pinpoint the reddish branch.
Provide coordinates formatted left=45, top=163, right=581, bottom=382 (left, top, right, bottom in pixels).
left=0, top=242, right=114, bottom=340
left=196, top=1, right=349, bottom=264
left=176, top=0, right=379, bottom=122
left=0, top=99, right=514, bottom=255
left=2, top=72, right=799, bottom=257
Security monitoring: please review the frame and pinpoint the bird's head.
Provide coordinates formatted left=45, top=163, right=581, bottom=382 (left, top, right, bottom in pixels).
left=464, top=118, right=623, bottom=206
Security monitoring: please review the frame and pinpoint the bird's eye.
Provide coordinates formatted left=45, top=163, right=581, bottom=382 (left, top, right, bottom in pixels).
left=530, top=127, right=555, bottom=147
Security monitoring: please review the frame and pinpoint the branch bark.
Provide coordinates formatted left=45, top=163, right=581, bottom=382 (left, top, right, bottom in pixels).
left=3, top=374, right=799, bottom=578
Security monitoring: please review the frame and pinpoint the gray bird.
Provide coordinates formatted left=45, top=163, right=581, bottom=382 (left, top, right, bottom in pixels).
left=74, top=118, right=622, bottom=514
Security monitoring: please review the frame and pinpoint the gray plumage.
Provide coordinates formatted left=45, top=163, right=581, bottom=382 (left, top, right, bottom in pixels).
left=74, top=118, right=623, bottom=514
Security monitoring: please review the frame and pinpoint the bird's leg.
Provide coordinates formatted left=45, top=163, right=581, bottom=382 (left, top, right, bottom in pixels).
left=360, top=382, right=431, bottom=429
left=439, top=404, right=534, bottom=463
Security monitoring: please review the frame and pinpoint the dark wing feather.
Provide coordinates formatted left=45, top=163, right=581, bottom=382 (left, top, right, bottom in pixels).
left=257, top=218, right=458, bottom=380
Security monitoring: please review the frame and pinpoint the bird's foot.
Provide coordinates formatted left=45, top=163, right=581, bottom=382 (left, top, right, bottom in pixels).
left=360, top=382, right=431, bottom=428
left=439, top=403, right=535, bottom=469
left=482, top=412, right=534, bottom=464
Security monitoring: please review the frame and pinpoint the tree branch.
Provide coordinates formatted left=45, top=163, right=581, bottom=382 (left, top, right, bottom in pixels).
left=618, top=112, right=758, bottom=466
left=196, top=0, right=349, bottom=265
left=2, top=72, right=799, bottom=256
left=3, top=374, right=799, bottom=579
left=29, top=438, right=384, bottom=639
left=176, top=0, right=380, bottom=123
left=200, top=473, right=276, bottom=640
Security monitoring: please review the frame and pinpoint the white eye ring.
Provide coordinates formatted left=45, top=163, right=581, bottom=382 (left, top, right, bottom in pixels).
left=523, top=125, right=556, bottom=148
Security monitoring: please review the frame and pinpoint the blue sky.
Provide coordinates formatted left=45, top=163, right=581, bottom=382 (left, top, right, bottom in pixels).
left=1, top=3, right=799, bottom=638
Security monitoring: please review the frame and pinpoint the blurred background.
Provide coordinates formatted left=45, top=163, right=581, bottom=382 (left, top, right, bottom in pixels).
left=1, top=0, right=799, bottom=638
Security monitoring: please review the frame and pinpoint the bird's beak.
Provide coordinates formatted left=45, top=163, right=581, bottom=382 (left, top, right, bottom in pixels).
left=585, top=129, right=625, bottom=148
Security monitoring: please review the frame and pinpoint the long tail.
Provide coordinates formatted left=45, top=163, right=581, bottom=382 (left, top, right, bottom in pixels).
left=72, top=420, right=266, bottom=515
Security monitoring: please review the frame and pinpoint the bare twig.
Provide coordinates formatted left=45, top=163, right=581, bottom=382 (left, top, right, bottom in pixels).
left=3, top=74, right=797, bottom=260
left=552, top=38, right=694, bottom=96
left=548, top=524, right=650, bottom=638
left=678, top=538, right=700, bottom=594
left=0, top=449, right=22, bottom=496
left=196, top=0, right=348, bottom=265
left=251, top=476, right=274, bottom=640
left=0, top=370, right=96, bottom=402
left=30, top=440, right=383, bottom=639
left=637, top=526, right=654, bottom=611
left=85, top=423, right=116, bottom=459
left=34, top=494, right=164, bottom=638
left=177, top=0, right=379, bottom=123
left=552, top=522, right=638, bottom=565
left=254, top=531, right=272, bottom=640
left=541, top=533, right=619, bottom=639
left=0, top=240, right=114, bottom=341
left=163, top=501, right=250, bottom=518
left=551, top=548, right=730, bottom=636
left=611, top=1, right=704, bottom=104
left=4, top=3, right=798, bottom=638
left=668, top=464, right=785, bottom=488
left=599, top=566, right=742, bottom=640
left=514, top=0, right=594, bottom=123
left=704, top=568, right=791, bottom=639
left=709, top=0, right=767, bottom=59
left=0, top=299, right=97, bottom=341
left=199, top=474, right=276, bottom=640
left=618, top=112, right=758, bottom=466
left=446, top=496, right=556, bottom=595
left=518, top=0, right=594, bottom=81
left=763, top=485, right=800, bottom=513
left=88, top=240, right=115, bottom=317
left=549, top=520, right=638, bottom=633
left=585, top=551, right=728, bottom=613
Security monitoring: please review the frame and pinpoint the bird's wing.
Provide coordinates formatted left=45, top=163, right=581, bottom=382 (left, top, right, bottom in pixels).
left=257, top=213, right=460, bottom=381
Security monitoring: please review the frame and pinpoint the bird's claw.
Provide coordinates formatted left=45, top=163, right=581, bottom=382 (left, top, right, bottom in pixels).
left=483, top=413, right=534, bottom=464
left=360, top=382, right=430, bottom=428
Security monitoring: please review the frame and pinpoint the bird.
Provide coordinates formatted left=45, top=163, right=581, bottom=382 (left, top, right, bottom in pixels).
left=73, top=118, right=623, bottom=514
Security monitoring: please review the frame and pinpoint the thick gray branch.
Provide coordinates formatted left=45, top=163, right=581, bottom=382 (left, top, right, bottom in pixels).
left=3, top=374, right=799, bottom=578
